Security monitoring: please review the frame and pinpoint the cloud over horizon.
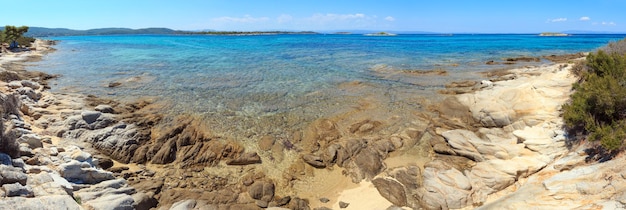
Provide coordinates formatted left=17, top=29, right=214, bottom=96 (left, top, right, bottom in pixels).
left=548, top=18, right=567, bottom=23
left=580, top=16, right=590, bottom=21
left=307, top=13, right=368, bottom=22
left=205, top=13, right=396, bottom=30
left=212, top=15, right=270, bottom=23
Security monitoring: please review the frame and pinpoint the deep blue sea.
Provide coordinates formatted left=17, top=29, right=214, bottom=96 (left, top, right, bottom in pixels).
left=31, top=34, right=625, bottom=137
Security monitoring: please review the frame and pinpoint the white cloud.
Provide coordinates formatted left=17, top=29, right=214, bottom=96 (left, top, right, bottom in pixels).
left=206, top=13, right=395, bottom=31
left=308, top=13, right=368, bottom=22
left=548, top=18, right=567, bottom=23
left=580, top=16, right=590, bottom=21
left=212, top=15, right=270, bottom=23
left=593, top=21, right=617, bottom=26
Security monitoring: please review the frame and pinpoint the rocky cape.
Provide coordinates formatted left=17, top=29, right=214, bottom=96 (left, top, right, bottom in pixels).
left=1, top=40, right=624, bottom=210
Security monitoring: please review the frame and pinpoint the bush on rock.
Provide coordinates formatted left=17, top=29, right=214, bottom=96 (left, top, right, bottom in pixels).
left=563, top=38, right=626, bottom=151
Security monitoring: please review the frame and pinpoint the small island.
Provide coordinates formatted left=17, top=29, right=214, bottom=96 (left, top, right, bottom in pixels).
left=539, top=32, right=569, bottom=36
left=364, top=31, right=397, bottom=36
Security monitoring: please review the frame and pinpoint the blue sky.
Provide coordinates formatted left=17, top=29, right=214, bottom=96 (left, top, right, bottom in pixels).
left=2, top=0, right=625, bottom=33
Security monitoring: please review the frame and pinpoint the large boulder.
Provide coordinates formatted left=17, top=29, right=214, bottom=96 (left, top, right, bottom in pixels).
left=169, top=200, right=218, bottom=210
left=248, top=180, right=275, bottom=202
left=0, top=195, right=82, bottom=210
left=455, top=65, right=576, bottom=128
left=467, top=162, right=516, bottom=204
left=63, top=111, right=117, bottom=131
left=74, top=178, right=136, bottom=210
left=17, top=134, right=43, bottom=149
left=302, top=154, right=325, bottom=168
left=417, top=161, right=471, bottom=209
left=75, top=123, right=145, bottom=164
left=20, top=80, right=41, bottom=90
left=132, top=192, right=159, bottom=210
left=372, top=177, right=407, bottom=207
left=83, top=193, right=135, bottom=210
left=2, top=182, right=34, bottom=197
left=95, top=104, right=115, bottom=114
left=17, top=87, right=41, bottom=101
left=441, top=130, right=485, bottom=162
left=0, top=165, right=28, bottom=185
left=81, top=111, right=102, bottom=125
left=27, top=172, right=73, bottom=196
left=513, top=126, right=566, bottom=158
left=226, top=152, right=262, bottom=165
left=0, top=153, right=12, bottom=165
left=352, top=147, right=385, bottom=181
left=442, top=129, right=527, bottom=161
left=57, top=160, right=114, bottom=184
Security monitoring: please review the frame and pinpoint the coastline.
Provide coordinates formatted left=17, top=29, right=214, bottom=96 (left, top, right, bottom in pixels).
left=1, top=39, right=624, bottom=209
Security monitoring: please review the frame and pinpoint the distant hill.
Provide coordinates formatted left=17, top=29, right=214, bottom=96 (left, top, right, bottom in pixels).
left=319, top=30, right=438, bottom=34
left=18, top=27, right=179, bottom=37
left=182, top=31, right=319, bottom=35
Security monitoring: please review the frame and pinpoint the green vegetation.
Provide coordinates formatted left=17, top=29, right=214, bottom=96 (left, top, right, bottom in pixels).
left=74, top=196, right=82, bottom=204
left=0, top=25, right=33, bottom=48
left=364, top=31, right=397, bottom=36
left=20, top=27, right=178, bottom=37
left=562, top=38, right=626, bottom=151
left=18, top=27, right=321, bottom=37
left=539, top=32, right=569, bottom=36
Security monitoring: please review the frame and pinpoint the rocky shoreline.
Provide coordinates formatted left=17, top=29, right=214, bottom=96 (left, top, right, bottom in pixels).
left=0, top=40, right=150, bottom=209
left=1, top=40, right=625, bottom=210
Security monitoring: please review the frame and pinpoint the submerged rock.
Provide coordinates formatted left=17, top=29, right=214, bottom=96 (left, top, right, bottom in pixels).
left=258, top=135, right=275, bottom=151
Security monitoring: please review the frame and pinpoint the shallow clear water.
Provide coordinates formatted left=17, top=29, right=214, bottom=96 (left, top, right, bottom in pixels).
left=32, top=34, right=625, bottom=138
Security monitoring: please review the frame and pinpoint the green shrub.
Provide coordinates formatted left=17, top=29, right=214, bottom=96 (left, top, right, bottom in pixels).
left=16, top=36, right=35, bottom=47
left=562, top=47, right=626, bottom=151
left=602, top=38, right=626, bottom=55
left=570, top=60, right=588, bottom=78
left=1, top=25, right=34, bottom=47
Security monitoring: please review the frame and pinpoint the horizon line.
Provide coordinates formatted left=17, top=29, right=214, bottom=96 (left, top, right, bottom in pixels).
left=15, top=26, right=626, bottom=35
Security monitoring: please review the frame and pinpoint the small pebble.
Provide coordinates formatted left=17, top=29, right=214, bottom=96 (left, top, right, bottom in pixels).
left=339, top=201, right=350, bottom=208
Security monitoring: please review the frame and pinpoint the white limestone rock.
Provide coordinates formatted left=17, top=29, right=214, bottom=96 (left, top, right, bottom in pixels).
left=57, top=160, right=114, bottom=184
left=94, top=104, right=114, bottom=113
left=17, top=133, right=43, bottom=149
left=419, top=165, right=471, bottom=209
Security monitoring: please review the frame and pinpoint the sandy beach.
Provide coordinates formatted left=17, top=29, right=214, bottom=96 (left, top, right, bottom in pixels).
left=1, top=39, right=625, bottom=210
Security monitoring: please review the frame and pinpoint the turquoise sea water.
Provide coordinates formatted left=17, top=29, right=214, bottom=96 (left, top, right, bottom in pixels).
left=32, top=34, right=625, bottom=137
